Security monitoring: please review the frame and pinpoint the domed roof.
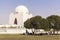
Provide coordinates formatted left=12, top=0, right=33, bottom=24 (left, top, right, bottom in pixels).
left=15, top=5, right=29, bottom=13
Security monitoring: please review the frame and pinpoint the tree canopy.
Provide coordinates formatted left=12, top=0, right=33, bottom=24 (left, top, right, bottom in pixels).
left=24, top=16, right=49, bottom=30
left=47, top=15, right=60, bottom=31
left=24, top=15, right=60, bottom=31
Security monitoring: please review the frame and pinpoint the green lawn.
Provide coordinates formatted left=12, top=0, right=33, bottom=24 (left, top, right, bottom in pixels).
left=0, top=34, right=59, bottom=40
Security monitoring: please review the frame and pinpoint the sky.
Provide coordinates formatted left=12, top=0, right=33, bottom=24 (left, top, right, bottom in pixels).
left=0, top=0, right=60, bottom=24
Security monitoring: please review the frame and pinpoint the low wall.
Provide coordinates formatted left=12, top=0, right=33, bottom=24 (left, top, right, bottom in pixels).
left=0, top=28, right=26, bottom=34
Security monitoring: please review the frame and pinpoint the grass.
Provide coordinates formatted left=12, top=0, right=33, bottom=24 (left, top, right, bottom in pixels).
left=0, top=34, right=59, bottom=40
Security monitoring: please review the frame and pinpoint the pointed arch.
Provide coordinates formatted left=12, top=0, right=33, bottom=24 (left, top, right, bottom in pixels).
left=14, top=18, right=17, bottom=25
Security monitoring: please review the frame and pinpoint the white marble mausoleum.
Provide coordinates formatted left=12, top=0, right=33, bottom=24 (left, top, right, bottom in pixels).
left=0, top=5, right=33, bottom=34
left=9, top=5, right=32, bottom=27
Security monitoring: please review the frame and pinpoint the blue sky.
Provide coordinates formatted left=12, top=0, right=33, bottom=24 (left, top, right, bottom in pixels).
left=0, top=0, right=60, bottom=24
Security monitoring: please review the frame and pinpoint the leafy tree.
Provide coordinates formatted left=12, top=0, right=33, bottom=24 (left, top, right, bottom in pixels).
left=24, top=19, right=31, bottom=29
left=47, top=15, right=60, bottom=30
left=47, top=15, right=60, bottom=34
left=24, top=16, right=49, bottom=30
left=40, top=18, right=49, bottom=30
left=24, top=16, right=42, bottom=29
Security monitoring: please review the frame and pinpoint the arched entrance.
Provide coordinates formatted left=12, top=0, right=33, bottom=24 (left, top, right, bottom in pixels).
left=14, top=18, right=17, bottom=25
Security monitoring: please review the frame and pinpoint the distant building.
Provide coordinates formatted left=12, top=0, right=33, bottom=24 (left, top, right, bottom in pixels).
left=0, top=5, right=33, bottom=34
left=9, top=5, right=32, bottom=27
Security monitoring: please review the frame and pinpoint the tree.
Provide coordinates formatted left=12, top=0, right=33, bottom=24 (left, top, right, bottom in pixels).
left=24, top=16, right=49, bottom=30
left=40, top=18, right=49, bottom=30
left=24, top=19, right=31, bottom=29
left=47, top=15, right=60, bottom=34
left=24, top=16, right=42, bottom=29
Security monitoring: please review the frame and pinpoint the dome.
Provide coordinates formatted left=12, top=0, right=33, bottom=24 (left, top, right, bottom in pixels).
left=15, top=5, right=29, bottom=13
